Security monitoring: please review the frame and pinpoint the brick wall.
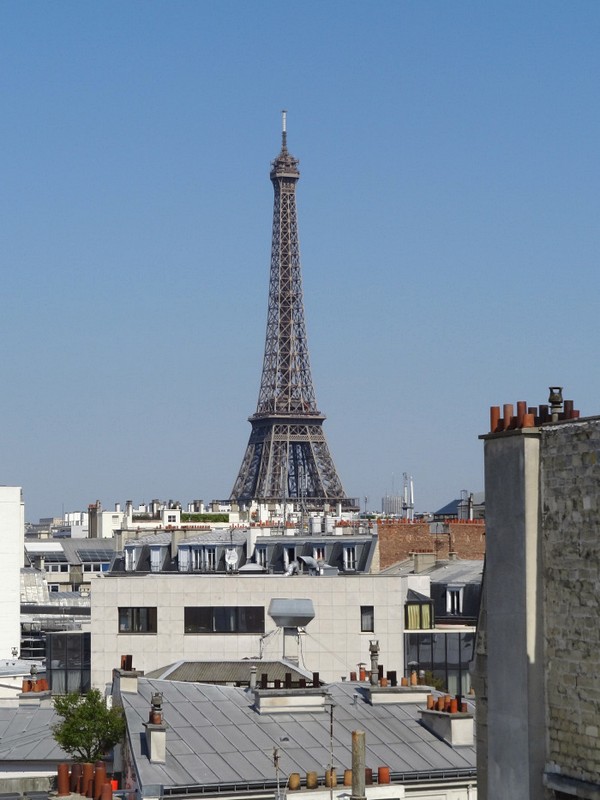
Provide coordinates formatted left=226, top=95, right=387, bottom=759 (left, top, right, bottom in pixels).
left=542, top=421, right=600, bottom=785
left=448, top=522, right=486, bottom=560
left=377, top=520, right=485, bottom=569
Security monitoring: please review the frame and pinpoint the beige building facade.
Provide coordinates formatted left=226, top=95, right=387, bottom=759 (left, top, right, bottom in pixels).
left=90, top=573, right=408, bottom=688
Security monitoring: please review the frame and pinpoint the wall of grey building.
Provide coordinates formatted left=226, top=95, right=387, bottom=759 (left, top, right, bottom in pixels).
left=477, top=412, right=600, bottom=800
left=542, top=420, right=600, bottom=789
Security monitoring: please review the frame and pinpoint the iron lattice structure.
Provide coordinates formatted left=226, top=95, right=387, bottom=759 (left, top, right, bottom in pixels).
left=231, top=118, right=352, bottom=511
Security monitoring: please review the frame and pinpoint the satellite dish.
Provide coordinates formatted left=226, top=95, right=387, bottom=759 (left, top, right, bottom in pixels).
left=225, top=548, right=239, bottom=568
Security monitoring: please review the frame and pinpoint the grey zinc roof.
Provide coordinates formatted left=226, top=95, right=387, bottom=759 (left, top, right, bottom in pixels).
left=381, top=559, right=483, bottom=584
left=0, top=704, right=67, bottom=763
left=144, top=660, right=313, bottom=684
left=122, top=678, right=476, bottom=794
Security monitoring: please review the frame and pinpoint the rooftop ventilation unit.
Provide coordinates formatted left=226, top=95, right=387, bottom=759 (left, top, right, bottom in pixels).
left=268, top=599, right=315, bottom=628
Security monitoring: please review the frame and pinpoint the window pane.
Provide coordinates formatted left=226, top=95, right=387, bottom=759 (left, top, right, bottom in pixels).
left=118, top=607, right=157, bottom=633
left=433, top=634, right=447, bottom=674
left=360, top=606, right=374, bottom=632
left=185, top=607, right=212, bottom=633
left=405, top=633, right=420, bottom=669
left=238, top=607, right=265, bottom=633
left=213, top=607, right=236, bottom=632
left=421, top=603, right=432, bottom=629
left=460, top=632, right=475, bottom=666
left=406, top=604, right=420, bottom=630
left=447, top=634, right=460, bottom=670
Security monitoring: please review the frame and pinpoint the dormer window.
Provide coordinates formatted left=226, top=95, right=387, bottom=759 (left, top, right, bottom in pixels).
left=405, top=589, right=434, bottom=630
left=313, top=545, right=326, bottom=562
left=191, top=546, right=217, bottom=572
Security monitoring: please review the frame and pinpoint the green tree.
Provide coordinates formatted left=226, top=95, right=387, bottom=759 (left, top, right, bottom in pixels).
left=52, top=689, right=126, bottom=762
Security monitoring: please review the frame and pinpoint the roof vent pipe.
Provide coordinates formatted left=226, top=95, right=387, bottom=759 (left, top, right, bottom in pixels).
left=249, top=665, right=257, bottom=690
left=351, top=730, right=366, bottom=800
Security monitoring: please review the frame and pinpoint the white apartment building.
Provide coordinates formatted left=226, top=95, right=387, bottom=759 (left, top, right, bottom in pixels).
left=0, top=487, right=25, bottom=658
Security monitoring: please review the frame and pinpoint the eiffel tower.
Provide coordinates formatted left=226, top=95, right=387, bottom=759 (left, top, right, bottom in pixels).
left=231, top=113, right=354, bottom=512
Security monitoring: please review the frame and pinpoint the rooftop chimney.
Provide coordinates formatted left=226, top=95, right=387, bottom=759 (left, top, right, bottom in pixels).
left=419, top=697, right=474, bottom=746
left=369, top=641, right=379, bottom=686
left=144, top=691, right=167, bottom=764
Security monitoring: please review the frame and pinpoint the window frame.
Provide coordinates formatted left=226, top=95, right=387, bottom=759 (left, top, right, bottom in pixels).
left=184, top=606, right=265, bottom=635
left=360, top=605, right=374, bottom=632
left=343, top=545, right=357, bottom=571
left=405, top=601, right=435, bottom=630
left=118, top=607, right=158, bottom=634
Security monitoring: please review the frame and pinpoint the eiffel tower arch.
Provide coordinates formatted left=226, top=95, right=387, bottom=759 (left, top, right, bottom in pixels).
left=231, top=114, right=356, bottom=512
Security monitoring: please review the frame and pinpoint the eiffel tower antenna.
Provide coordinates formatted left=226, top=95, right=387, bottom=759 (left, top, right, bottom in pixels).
left=230, top=114, right=355, bottom=512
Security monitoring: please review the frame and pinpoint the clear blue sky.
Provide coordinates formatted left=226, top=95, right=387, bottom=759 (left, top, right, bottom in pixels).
left=2, top=1, right=599, bottom=522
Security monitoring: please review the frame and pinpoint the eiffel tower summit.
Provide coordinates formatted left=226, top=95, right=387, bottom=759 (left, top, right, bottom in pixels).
left=231, top=113, right=356, bottom=514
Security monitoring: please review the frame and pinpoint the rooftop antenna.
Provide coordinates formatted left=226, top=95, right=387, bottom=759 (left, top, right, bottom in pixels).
left=281, top=109, right=287, bottom=151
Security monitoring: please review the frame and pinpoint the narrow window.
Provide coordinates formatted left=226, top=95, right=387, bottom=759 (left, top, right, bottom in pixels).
left=191, top=547, right=202, bottom=570
left=343, top=545, right=357, bottom=571
left=205, top=547, right=217, bottom=571
left=360, top=605, right=374, bottom=632
left=149, top=546, right=163, bottom=573
left=178, top=547, right=190, bottom=572
left=446, top=586, right=464, bottom=615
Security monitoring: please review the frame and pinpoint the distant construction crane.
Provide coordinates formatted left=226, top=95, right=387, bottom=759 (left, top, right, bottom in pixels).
left=402, top=473, right=414, bottom=521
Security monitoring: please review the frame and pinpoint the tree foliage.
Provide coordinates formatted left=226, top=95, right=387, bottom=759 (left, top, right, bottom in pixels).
left=52, top=689, right=126, bottom=763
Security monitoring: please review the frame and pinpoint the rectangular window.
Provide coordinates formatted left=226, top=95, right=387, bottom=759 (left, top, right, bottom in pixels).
left=360, top=605, right=374, bottom=632
left=118, top=607, right=157, bottom=633
left=191, top=547, right=202, bottom=570
left=405, top=602, right=434, bottom=630
left=184, top=606, right=264, bottom=634
left=82, top=563, right=105, bottom=572
left=446, top=587, right=464, bottom=615
left=343, top=545, right=357, bottom=571
left=124, top=548, right=137, bottom=572
left=205, top=547, right=217, bottom=571
left=190, top=547, right=217, bottom=571
left=178, top=547, right=190, bottom=572
left=255, top=547, right=267, bottom=567
left=313, top=546, right=326, bottom=562
left=149, top=546, right=163, bottom=573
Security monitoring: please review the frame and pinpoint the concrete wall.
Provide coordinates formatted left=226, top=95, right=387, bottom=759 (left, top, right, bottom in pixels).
left=542, top=421, right=600, bottom=787
left=0, top=487, right=24, bottom=658
left=481, top=431, right=545, bottom=800
left=478, top=416, right=600, bottom=799
left=90, top=574, right=407, bottom=688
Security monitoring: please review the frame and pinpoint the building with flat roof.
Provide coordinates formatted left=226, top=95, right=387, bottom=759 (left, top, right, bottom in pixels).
left=114, top=670, right=477, bottom=799
left=90, top=571, right=410, bottom=688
